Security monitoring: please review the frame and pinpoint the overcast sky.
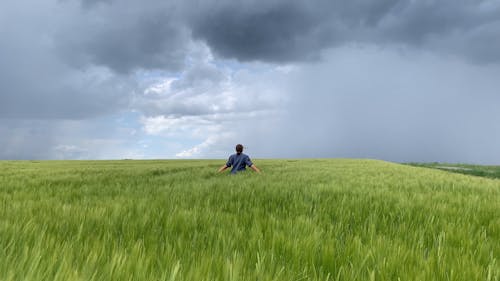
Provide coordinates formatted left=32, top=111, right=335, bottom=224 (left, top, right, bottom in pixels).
left=1, top=0, right=500, bottom=163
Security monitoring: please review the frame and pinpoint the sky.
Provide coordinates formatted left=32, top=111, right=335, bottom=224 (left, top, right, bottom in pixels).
left=1, top=0, right=500, bottom=163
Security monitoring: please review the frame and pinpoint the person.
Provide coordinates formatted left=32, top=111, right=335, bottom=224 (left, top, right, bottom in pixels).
left=218, top=144, right=261, bottom=174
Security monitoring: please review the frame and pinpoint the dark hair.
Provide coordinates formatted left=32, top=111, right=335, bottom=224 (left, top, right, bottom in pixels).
left=235, top=144, right=243, bottom=155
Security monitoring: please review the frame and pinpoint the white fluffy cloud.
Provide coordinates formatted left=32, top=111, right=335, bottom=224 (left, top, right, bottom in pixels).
left=134, top=45, right=289, bottom=158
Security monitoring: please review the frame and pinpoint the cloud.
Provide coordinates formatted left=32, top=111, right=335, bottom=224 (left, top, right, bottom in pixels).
left=134, top=45, right=235, bottom=117
left=55, top=0, right=500, bottom=67
left=2, top=0, right=499, bottom=121
left=0, top=120, right=57, bottom=160
left=175, top=135, right=231, bottom=158
left=79, top=0, right=111, bottom=9
left=157, top=45, right=500, bottom=164
left=53, top=145, right=90, bottom=160
left=427, top=19, right=500, bottom=64
left=189, top=1, right=327, bottom=62
left=2, top=0, right=500, bottom=162
left=0, top=0, right=137, bottom=119
left=187, top=0, right=402, bottom=61
left=0, top=64, right=135, bottom=119
left=264, top=46, right=500, bottom=163
left=0, top=113, right=148, bottom=160
left=135, top=44, right=289, bottom=158
left=141, top=115, right=220, bottom=138
left=55, top=0, right=190, bottom=74
left=187, top=0, right=500, bottom=64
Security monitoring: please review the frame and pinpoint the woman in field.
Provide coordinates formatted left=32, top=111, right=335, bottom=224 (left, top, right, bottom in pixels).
left=218, top=144, right=261, bottom=174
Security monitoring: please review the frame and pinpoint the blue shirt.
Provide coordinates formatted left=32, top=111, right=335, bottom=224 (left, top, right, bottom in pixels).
left=226, top=153, right=253, bottom=174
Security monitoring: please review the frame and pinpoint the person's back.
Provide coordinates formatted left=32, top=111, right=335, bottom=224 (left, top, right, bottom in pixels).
left=218, top=144, right=261, bottom=174
left=227, top=152, right=252, bottom=174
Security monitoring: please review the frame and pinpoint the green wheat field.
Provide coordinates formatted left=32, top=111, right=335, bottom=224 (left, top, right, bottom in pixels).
left=0, top=159, right=499, bottom=281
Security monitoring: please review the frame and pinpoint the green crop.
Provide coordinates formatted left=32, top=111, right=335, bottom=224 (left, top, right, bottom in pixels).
left=0, top=159, right=498, bottom=280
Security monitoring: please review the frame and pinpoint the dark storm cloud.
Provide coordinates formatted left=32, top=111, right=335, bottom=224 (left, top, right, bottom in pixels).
left=189, top=2, right=324, bottom=62
left=0, top=0, right=137, bottom=119
left=187, top=0, right=398, bottom=61
left=58, top=0, right=500, bottom=67
left=256, top=47, right=500, bottom=164
left=188, top=0, right=500, bottom=63
left=0, top=0, right=193, bottom=120
left=2, top=0, right=499, bottom=120
left=0, top=69, right=134, bottom=119
left=55, top=1, right=189, bottom=74
left=0, top=25, right=135, bottom=119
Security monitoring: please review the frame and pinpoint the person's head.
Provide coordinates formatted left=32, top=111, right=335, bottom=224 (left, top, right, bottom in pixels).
left=235, top=144, right=243, bottom=155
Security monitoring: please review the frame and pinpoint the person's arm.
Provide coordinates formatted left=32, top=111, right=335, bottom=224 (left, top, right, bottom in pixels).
left=246, top=156, right=260, bottom=173
left=218, top=155, right=233, bottom=173
left=218, top=165, right=229, bottom=173
left=250, top=164, right=261, bottom=173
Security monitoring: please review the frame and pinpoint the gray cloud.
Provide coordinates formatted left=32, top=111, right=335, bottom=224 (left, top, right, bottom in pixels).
left=430, top=20, right=500, bottom=64
left=187, top=0, right=399, bottom=61
left=189, top=2, right=325, bottom=62
left=0, top=116, right=146, bottom=160
left=0, top=0, right=137, bottom=119
left=2, top=0, right=499, bottom=119
left=187, top=0, right=500, bottom=63
left=171, top=46, right=500, bottom=164
left=257, top=47, right=500, bottom=163
left=2, top=0, right=500, bottom=162
left=60, top=0, right=500, bottom=66
left=0, top=62, right=135, bottom=119
left=79, top=0, right=111, bottom=9
left=55, top=3, right=190, bottom=74
left=0, top=120, right=57, bottom=160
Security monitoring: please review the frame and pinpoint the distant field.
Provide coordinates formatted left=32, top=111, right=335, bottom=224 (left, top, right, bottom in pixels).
left=406, top=162, right=500, bottom=180
left=0, top=159, right=498, bottom=280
